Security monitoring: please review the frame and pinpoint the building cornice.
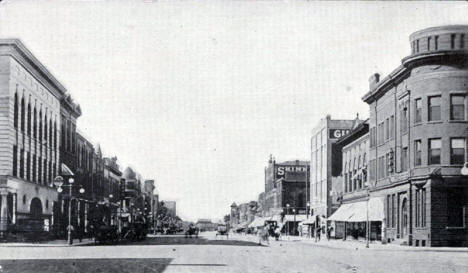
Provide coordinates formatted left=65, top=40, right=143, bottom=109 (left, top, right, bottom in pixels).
left=0, top=39, right=67, bottom=100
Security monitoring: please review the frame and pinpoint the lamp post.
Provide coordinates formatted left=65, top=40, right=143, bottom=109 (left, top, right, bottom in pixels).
left=109, top=194, right=114, bottom=225
left=292, top=208, right=296, bottom=236
left=286, top=204, right=290, bottom=237
left=54, top=176, right=84, bottom=245
left=366, top=186, right=370, bottom=248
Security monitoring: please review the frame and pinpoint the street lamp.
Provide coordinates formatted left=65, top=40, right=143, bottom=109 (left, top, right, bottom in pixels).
left=54, top=176, right=84, bottom=245
left=365, top=184, right=370, bottom=248
left=286, top=204, right=290, bottom=237
left=292, top=208, right=296, bottom=236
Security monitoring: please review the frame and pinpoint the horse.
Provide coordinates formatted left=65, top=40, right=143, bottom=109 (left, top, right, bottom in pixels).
left=184, top=226, right=199, bottom=238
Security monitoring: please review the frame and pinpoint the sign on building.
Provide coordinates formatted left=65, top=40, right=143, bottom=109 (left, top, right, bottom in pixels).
left=329, top=129, right=351, bottom=139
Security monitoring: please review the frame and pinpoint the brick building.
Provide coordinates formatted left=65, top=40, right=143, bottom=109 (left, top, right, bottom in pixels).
left=329, top=121, right=375, bottom=240
left=362, top=25, right=468, bottom=247
left=263, top=156, right=310, bottom=217
left=310, top=115, right=359, bottom=228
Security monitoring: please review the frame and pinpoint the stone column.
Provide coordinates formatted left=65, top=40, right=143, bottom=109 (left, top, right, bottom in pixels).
left=0, top=189, right=9, bottom=237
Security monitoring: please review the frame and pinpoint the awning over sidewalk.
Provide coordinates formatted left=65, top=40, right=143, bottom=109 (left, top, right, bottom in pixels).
left=61, top=163, right=74, bottom=176
left=283, top=214, right=308, bottom=222
left=248, top=217, right=268, bottom=228
left=328, top=198, right=384, bottom=222
left=300, top=217, right=315, bottom=225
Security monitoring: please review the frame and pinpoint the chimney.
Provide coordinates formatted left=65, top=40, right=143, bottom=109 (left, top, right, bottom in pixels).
left=369, top=73, right=380, bottom=91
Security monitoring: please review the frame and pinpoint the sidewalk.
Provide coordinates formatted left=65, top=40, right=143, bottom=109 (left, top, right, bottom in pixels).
left=230, top=233, right=468, bottom=253
left=0, top=238, right=95, bottom=247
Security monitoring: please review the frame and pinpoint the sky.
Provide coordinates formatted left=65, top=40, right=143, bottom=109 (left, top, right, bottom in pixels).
left=1, top=1, right=467, bottom=221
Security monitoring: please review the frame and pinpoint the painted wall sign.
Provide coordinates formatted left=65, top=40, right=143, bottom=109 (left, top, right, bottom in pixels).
left=329, top=129, right=351, bottom=139
left=276, top=165, right=308, bottom=179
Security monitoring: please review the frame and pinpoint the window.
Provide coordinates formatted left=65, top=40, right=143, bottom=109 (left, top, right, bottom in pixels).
left=385, top=153, right=389, bottom=177
left=385, top=118, right=389, bottom=140
left=38, top=156, right=42, bottom=184
left=33, top=154, right=36, bottom=182
left=49, top=119, right=53, bottom=149
left=416, top=39, right=419, bottom=52
left=390, top=115, right=394, bottom=138
left=461, top=34, right=465, bottom=49
left=415, top=98, right=422, bottom=123
left=429, top=138, right=441, bottom=165
left=414, top=140, right=422, bottom=166
left=401, top=106, right=408, bottom=132
left=427, top=36, right=431, bottom=50
left=435, top=36, right=439, bottom=50
left=401, top=147, right=408, bottom=172
left=447, top=188, right=464, bottom=227
left=26, top=152, right=30, bottom=181
left=451, top=95, right=465, bottom=120
left=33, top=107, right=37, bottom=138
left=39, top=111, right=42, bottom=142
left=451, top=34, right=456, bottom=49
left=14, top=92, right=18, bottom=129
left=20, top=97, right=25, bottom=132
left=44, top=114, right=48, bottom=144
left=12, top=145, right=17, bottom=176
left=54, top=121, right=57, bottom=149
left=19, top=148, right=24, bottom=179
left=27, top=103, right=31, bottom=136
left=429, top=96, right=441, bottom=121
left=451, top=138, right=465, bottom=165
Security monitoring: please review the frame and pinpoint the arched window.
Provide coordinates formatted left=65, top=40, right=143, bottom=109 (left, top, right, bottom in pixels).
left=44, top=113, right=48, bottom=144
left=20, top=96, right=25, bottom=132
left=49, top=119, right=53, bottom=150
left=54, top=121, right=57, bottom=150
left=14, top=93, right=18, bottom=129
left=39, top=110, right=42, bottom=142
left=33, top=106, right=37, bottom=139
left=27, top=102, right=31, bottom=136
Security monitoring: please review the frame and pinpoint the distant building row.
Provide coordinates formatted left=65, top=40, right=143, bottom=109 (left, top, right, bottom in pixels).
left=0, top=39, right=158, bottom=238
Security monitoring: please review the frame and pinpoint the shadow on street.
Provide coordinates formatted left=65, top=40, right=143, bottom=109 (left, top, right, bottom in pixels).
left=0, top=258, right=174, bottom=273
left=110, top=235, right=263, bottom=247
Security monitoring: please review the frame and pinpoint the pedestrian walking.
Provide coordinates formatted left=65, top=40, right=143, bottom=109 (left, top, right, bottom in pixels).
left=315, top=226, right=321, bottom=242
left=326, top=226, right=333, bottom=241
left=67, top=224, right=75, bottom=244
left=258, top=226, right=270, bottom=246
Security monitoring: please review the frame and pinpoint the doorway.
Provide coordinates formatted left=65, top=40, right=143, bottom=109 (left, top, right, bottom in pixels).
left=401, top=198, right=408, bottom=239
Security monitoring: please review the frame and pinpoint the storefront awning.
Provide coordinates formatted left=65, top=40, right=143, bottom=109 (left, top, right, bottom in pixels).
left=248, top=217, right=268, bottom=228
left=283, top=214, right=308, bottom=222
left=268, top=214, right=282, bottom=222
left=61, top=163, right=74, bottom=176
left=300, top=217, right=315, bottom=225
left=328, top=198, right=384, bottom=222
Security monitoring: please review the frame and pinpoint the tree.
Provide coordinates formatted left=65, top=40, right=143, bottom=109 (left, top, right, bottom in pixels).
left=223, top=214, right=230, bottom=223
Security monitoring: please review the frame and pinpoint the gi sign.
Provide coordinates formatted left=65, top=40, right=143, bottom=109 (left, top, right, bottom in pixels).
left=329, top=129, right=350, bottom=139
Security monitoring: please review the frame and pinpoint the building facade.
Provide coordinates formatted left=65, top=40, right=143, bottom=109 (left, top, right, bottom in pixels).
left=0, top=39, right=68, bottom=236
left=329, top=121, right=372, bottom=240
left=310, top=115, right=359, bottom=224
left=362, top=25, right=468, bottom=247
left=263, top=156, right=310, bottom=217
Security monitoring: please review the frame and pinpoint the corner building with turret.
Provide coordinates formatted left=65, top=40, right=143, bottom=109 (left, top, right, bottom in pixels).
left=363, top=25, right=468, bottom=247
